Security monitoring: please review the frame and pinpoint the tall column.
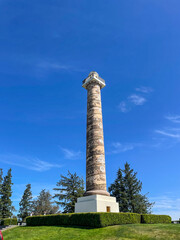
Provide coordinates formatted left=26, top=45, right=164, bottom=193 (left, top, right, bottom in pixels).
left=83, top=72, right=110, bottom=196
left=75, top=71, right=119, bottom=213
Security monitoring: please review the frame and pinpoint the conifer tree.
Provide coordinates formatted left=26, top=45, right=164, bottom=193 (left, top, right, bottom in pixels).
left=123, top=162, right=142, bottom=212
left=109, top=163, right=153, bottom=214
left=0, top=169, right=3, bottom=218
left=32, top=189, right=59, bottom=215
left=53, top=171, right=85, bottom=213
left=1, top=168, right=14, bottom=218
left=18, top=184, right=33, bottom=221
left=108, top=168, right=128, bottom=212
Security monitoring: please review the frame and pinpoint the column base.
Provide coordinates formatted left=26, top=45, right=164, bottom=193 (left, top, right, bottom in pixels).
left=75, top=194, right=119, bottom=213
left=84, top=190, right=110, bottom=196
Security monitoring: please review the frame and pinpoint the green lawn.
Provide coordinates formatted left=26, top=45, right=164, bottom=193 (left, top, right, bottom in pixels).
left=3, top=224, right=180, bottom=240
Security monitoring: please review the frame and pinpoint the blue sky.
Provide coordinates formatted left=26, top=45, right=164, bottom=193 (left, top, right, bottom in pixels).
left=0, top=0, right=180, bottom=220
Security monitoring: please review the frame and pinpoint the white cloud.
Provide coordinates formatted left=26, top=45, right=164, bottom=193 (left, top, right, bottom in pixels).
left=0, top=154, right=62, bottom=172
left=61, top=148, right=82, bottom=160
left=165, top=115, right=180, bottom=124
left=110, top=142, right=138, bottom=154
left=155, top=129, right=180, bottom=139
left=38, top=62, right=71, bottom=70
left=151, top=195, right=180, bottom=220
left=118, top=101, right=128, bottom=113
left=118, top=86, right=152, bottom=113
left=129, top=94, right=146, bottom=105
left=154, top=115, right=180, bottom=145
left=136, top=86, right=153, bottom=93
left=154, top=117, right=180, bottom=148
left=37, top=61, right=84, bottom=72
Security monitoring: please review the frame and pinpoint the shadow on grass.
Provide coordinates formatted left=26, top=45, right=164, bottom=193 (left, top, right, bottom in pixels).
left=24, top=225, right=96, bottom=230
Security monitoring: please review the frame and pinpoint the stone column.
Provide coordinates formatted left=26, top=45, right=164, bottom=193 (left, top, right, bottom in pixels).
left=75, top=71, right=119, bottom=213
left=83, top=72, right=110, bottom=196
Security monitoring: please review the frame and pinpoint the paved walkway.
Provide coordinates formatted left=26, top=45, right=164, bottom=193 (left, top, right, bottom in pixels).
left=0, top=225, right=18, bottom=232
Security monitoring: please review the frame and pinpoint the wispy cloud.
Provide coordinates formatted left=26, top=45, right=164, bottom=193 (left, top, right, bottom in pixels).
left=118, top=101, right=129, bottom=113
left=0, top=154, right=62, bottom=172
left=108, top=142, right=141, bottom=154
left=154, top=115, right=180, bottom=147
left=129, top=94, right=146, bottom=106
left=38, top=62, right=71, bottom=70
left=37, top=61, right=84, bottom=72
left=61, top=148, right=82, bottom=160
left=111, top=142, right=135, bottom=153
left=165, top=115, right=180, bottom=123
left=151, top=195, right=180, bottom=220
left=118, top=86, right=152, bottom=113
left=155, top=129, right=180, bottom=139
left=135, top=86, right=153, bottom=93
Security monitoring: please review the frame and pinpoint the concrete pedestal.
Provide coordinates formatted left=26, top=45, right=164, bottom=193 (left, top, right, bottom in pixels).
left=75, top=194, right=119, bottom=213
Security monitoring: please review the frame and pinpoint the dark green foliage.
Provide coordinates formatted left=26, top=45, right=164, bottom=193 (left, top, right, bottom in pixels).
left=0, top=169, right=3, bottom=218
left=133, top=193, right=154, bottom=214
left=26, top=212, right=141, bottom=228
left=26, top=214, right=69, bottom=227
left=53, top=171, right=85, bottom=213
left=0, top=218, right=17, bottom=226
left=141, top=214, right=172, bottom=224
left=32, top=189, right=59, bottom=215
left=18, top=184, right=33, bottom=221
left=1, top=169, right=15, bottom=218
left=109, top=163, right=154, bottom=214
left=0, top=169, right=3, bottom=184
left=26, top=213, right=172, bottom=228
left=98, top=212, right=141, bottom=227
left=108, top=168, right=128, bottom=212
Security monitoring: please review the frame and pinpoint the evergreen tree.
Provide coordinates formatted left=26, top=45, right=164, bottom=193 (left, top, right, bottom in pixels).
left=109, top=163, right=153, bottom=214
left=123, top=162, right=142, bottom=212
left=32, top=189, right=59, bottom=215
left=18, top=184, right=33, bottom=221
left=53, top=171, right=85, bottom=213
left=1, top=169, right=15, bottom=218
left=108, top=168, right=128, bottom=212
left=132, top=193, right=153, bottom=214
left=0, top=169, right=3, bottom=218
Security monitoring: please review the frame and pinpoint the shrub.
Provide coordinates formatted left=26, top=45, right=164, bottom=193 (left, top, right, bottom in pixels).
left=0, top=218, right=18, bottom=226
left=26, top=213, right=172, bottom=228
left=141, top=214, right=171, bottom=224
left=26, top=214, right=70, bottom=227
left=99, top=212, right=141, bottom=227
left=26, top=212, right=141, bottom=228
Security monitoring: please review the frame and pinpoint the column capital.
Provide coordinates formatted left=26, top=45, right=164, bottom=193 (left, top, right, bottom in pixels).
left=82, top=71, right=106, bottom=89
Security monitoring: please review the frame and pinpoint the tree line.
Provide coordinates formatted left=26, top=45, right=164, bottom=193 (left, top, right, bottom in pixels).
left=0, top=163, right=154, bottom=221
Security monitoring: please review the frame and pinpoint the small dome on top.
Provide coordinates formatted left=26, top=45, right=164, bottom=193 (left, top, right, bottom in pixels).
left=88, top=71, right=99, bottom=77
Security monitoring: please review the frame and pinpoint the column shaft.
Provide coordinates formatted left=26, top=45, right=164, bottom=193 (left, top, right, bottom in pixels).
left=85, top=82, right=109, bottom=196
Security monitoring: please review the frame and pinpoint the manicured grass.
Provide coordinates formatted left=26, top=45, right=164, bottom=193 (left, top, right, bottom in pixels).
left=3, top=224, right=180, bottom=240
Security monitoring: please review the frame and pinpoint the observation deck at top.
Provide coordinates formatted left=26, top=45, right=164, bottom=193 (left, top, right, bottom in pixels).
left=82, top=71, right=106, bottom=89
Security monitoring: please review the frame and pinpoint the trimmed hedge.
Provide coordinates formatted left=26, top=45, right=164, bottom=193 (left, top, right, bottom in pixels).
left=141, top=214, right=171, bottom=224
left=26, top=212, right=141, bottom=228
left=0, top=218, right=18, bottom=226
left=99, top=212, right=141, bottom=227
left=27, top=213, right=172, bottom=228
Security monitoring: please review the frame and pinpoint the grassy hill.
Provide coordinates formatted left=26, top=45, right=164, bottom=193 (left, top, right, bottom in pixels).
left=3, top=224, right=180, bottom=240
